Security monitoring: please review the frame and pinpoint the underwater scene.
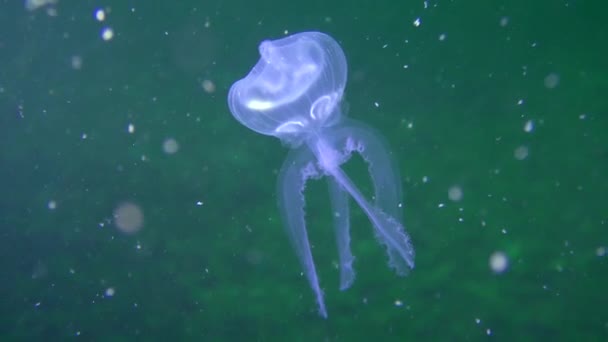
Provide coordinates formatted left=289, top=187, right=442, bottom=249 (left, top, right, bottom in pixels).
left=0, top=0, right=606, bottom=341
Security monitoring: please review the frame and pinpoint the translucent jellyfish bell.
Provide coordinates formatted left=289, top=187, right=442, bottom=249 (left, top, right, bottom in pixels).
left=228, top=32, right=347, bottom=146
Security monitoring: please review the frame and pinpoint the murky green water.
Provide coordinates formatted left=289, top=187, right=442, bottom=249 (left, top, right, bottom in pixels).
left=1, top=0, right=606, bottom=340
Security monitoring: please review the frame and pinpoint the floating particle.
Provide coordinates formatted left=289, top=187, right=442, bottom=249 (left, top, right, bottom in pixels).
left=94, top=8, right=106, bottom=21
left=25, top=0, right=57, bottom=11
left=202, top=79, right=216, bottom=93
left=524, top=120, right=534, bottom=133
left=162, top=138, right=179, bottom=154
left=127, top=123, right=135, bottom=134
left=71, top=55, right=83, bottom=70
left=47, top=200, right=57, bottom=210
left=448, top=185, right=463, bottom=202
left=113, top=202, right=144, bottom=234
left=514, top=145, right=529, bottom=160
left=499, top=17, right=509, bottom=27
left=489, top=251, right=509, bottom=273
left=413, top=18, right=421, bottom=27
left=438, top=33, right=447, bottom=41
left=101, top=27, right=114, bottom=41
left=105, top=287, right=115, bottom=297
left=544, top=72, right=560, bottom=89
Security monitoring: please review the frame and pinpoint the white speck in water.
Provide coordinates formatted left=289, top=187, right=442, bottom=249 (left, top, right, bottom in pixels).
left=104, top=287, right=115, bottom=297
left=596, top=246, right=606, bottom=257
left=524, top=120, right=534, bottom=133
left=101, top=27, right=114, bottom=41
left=489, top=251, right=509, bottom=273
left=94, top=8, right=106, bottom=21
left=475, top=318, right=481, bottom=324
left=448, top=185, right=463, bottom=202
left=544, top=72, right=560, bottom=89
left=438, top=203, right=445, bottom=208
left=499, top=16, right=509, bottom=27
left=413, top=17, right=421, bottom=27
left=71, top=55, right=83, bottom=70
left=128, top=123, right=135, bottom=134
left=579, top=113, right=587, bottom=120
left=422, top=176, right=429, bottom=183
left=48, top=200, right=57, bottom=210
left=202, top=79, right=216, bottom=93
left=517, top=99, right=524, bottom=105
left=403, top=64, right=409, bottom=69
left=113, top=202, right=144, bottom=234
left=196, top=201, right=204, bottom=206
left=486, top=328, right=492, bottom=336
left=514, top=145, right=529, bottom=160
left=438, top=33, right=447, bottom=41
left=162, top=138, right=179, bottom=154
left=394, top=299, right=403, bottom=307
left=25, top=0, right=57, bottom=11
left=374, top=102, right=380, bottom=108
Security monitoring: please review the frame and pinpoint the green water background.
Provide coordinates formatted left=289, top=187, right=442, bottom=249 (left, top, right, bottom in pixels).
left=0, top=0, right=606, bottom=340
